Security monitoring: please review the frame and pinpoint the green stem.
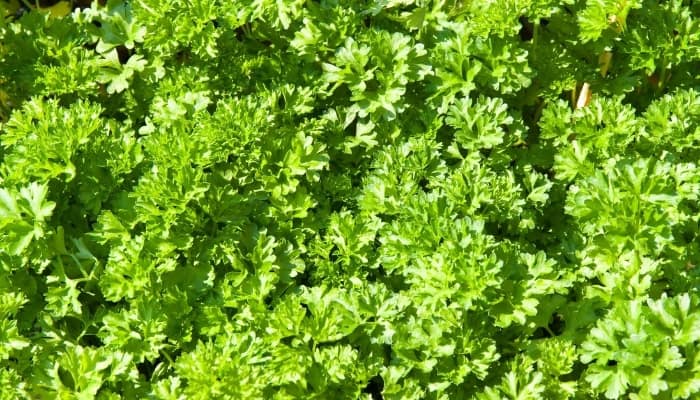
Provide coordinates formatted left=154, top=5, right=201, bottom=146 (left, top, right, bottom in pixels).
left=533, top=20, right=539, bottom=51
left=544, top=325, right=556, bottom=337
left=160, top=348, right=176, bottom=366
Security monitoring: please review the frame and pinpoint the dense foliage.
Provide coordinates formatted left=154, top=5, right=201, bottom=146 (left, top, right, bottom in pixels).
left=1, top=0, right=700, bottom=398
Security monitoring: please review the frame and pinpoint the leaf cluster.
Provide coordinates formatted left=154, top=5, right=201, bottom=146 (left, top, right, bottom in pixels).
left=1, top=0, right=700, bottom=399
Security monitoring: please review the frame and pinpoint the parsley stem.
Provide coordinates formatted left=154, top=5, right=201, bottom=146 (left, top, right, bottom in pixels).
left=533, top=20, right=539, bottom=54
left=160, top=348, right=176, bottom=366
left=544, top=325, right=555, bottom=337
